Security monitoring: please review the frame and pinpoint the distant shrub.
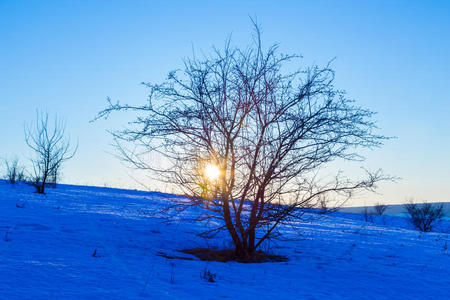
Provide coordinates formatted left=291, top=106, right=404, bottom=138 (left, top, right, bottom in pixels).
left=317, top=198, right=327, bottom=214
left=3, top=158, right=25, bottom=184
left=200, top=268, right=217, bottom=282
left=4, top=229, right=11, bottom=242
left=404, top=202, right=445, bottom=232
left=47, top=167, right=59, bottom=189
left=362, top=207, right=374, bottom=223
left=317, top=197, right=339, bottom=215
left=374, top=203, right=388, bottom=216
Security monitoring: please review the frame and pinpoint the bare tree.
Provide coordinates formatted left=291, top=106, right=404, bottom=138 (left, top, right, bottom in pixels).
left=96, top=23, right=390, bottom=257
left=25, top=112, right=77, bottom=194
left=362, top=207, right=374, bottom=223
left=373, top=202, right=388, bottom=215
left=404, top=201, right=445, bottom=232
left=3, top=157, right=25, bottom=184
left=48, top=165, right=60, bottom=188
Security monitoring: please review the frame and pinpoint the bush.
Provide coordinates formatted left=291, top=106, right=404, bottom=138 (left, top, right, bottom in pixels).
left=3, top=158, right=25, bottom=184
left=404, top=202, right=445, bottom=232
left=362, top=207, right=374, bottom=223
left=373, top=203, right=388, bottom=216
left=200, top=268, right=217, bottom=283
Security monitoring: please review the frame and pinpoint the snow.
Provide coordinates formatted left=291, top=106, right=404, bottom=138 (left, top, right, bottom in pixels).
left=1, top=181, right=449, bottom=299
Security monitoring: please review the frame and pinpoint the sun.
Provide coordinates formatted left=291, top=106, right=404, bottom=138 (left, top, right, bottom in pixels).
left=204, top=164, right=220, bottom=181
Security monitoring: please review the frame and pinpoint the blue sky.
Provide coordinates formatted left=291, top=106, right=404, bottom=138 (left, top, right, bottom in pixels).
left=1, top=0, right=449, bottom=205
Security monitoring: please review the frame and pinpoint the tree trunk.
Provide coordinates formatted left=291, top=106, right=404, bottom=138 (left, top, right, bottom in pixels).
left=248, top=228, right=256, bottom=253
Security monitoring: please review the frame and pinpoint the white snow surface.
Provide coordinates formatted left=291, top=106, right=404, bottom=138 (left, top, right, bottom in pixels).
left=1, top=181, right=449, bottom=299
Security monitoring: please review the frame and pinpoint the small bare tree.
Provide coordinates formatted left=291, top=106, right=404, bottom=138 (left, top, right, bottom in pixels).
left=48, top=165, right=60, bottom=188
left=362, top=207, right=374, bottom=223
left=97, top=23, right=390, bottom=257
left=25, top=112, right=77, bottom=194
left=3, top=158, right=25, bottom=184
left=404, top=201, right=445, bottom=232
left=373, top=202, right=388, bottom=216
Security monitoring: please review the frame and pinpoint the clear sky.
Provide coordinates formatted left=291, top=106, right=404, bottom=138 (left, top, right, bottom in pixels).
left=1, top=0, right=449, bottom=206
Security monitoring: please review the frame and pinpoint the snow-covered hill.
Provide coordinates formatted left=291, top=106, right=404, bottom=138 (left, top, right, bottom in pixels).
left=341, top=202, right=450, bottom=218
left=1, top=181, right=449, bottom=299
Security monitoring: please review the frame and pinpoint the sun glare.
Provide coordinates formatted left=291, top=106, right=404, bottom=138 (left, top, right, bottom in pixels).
left=204, top=164, right=220, bottom=181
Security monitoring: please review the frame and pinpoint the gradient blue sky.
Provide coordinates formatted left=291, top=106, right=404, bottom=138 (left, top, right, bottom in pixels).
left=1, top=0, right=449, bottom=206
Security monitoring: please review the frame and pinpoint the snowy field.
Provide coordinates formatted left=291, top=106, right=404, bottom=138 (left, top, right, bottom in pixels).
left=1, top=181, right=449, bottom=299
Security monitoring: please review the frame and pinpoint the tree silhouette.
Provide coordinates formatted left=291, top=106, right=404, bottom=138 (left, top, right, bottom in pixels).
left=25, top=112, right=77, bottom=194
left=97, top=23, right=390, bottom=257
